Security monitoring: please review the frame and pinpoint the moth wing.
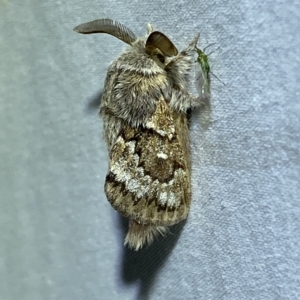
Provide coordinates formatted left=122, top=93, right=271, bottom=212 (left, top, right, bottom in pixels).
left=105, top=99, right=191, bottom=226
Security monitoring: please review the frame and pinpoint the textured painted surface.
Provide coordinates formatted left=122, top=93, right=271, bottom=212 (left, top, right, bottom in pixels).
left=1, top=0, right=300, bottom=299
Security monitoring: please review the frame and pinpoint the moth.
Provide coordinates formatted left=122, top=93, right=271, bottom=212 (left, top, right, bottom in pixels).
left=74, top=19, right=202, bottom=250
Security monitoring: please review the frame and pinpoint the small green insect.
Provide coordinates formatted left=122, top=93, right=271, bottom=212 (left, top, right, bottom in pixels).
left=195, top=44, right=225, bottom=100
left=195, top=46, right=211, bottom=99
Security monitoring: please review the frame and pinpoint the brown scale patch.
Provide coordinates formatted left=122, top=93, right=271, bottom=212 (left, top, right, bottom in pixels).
left=105, top=98, right=191, bottom=226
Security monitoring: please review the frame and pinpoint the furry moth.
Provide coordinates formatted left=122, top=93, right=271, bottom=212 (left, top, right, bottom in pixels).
left=74, top=19, right=202, bottom=250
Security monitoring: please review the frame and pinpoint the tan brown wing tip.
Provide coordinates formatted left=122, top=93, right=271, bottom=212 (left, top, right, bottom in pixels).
left=124, top=220, right=169, bottom=251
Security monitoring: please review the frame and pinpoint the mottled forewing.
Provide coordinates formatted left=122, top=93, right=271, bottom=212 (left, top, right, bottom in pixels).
left=105, top=99, right=191, bottom=226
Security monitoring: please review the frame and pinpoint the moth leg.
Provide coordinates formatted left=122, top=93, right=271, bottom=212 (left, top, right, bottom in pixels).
left=165, top=34, right=200, bottom=104
left=169, top=34, right=199, bottom=65
left=189, top=93, right=207, bottom=109
left=170, top=89, right=204, bottom=112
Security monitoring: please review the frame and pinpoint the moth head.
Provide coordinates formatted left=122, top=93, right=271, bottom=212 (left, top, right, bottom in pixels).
left=73, top=18, right=137, bottom=45
left=145, top=31, right=178, bottom=68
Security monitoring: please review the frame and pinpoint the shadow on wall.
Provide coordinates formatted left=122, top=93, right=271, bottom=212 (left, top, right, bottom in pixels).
left=85, top=89, right=103, bottom=114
